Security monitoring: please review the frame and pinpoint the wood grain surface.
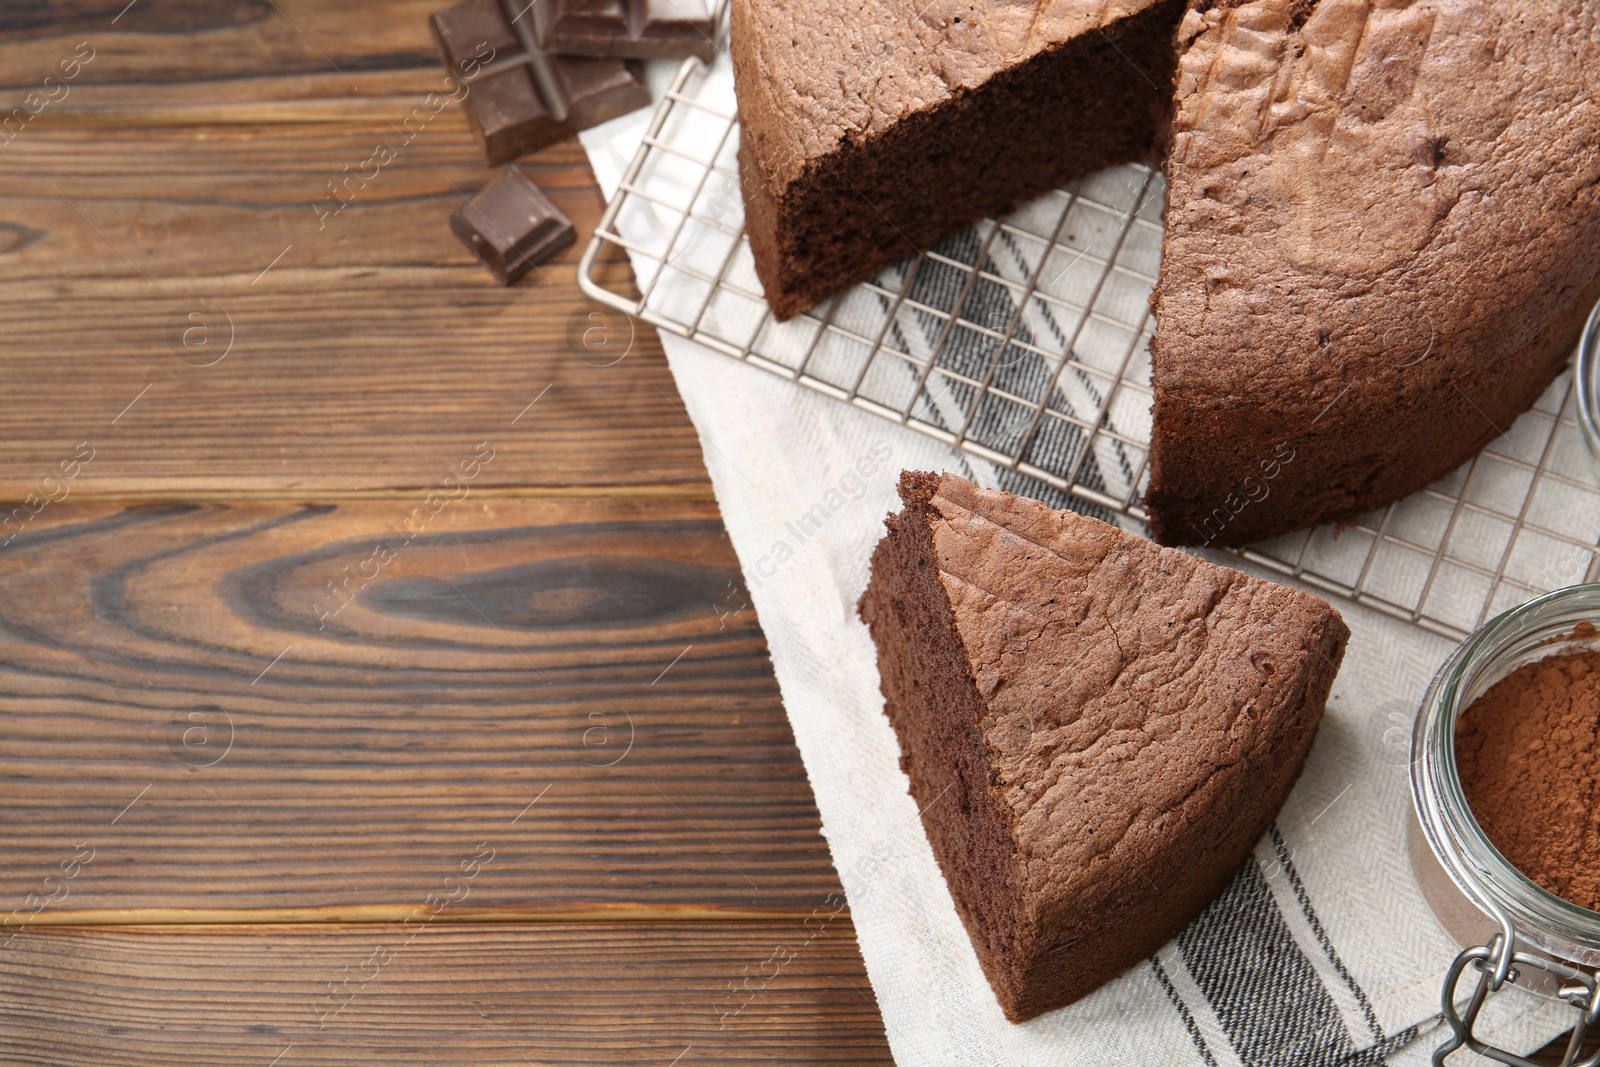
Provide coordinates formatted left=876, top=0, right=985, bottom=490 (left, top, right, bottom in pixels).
left=1535, top=1036, right=1598, bottom=1067
left=0, top=497, right=843, bottom=918
left=0, top=0, right=447, bottom=123
left=0, top=922, right=891, bottom=1065
left=0, top=0, right=901, bottom=1061
left=0, top=126, right=704, bottom=498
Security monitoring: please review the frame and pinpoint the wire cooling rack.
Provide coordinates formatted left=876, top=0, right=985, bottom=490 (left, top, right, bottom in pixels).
left=577, top=54, right=1600, bottom=642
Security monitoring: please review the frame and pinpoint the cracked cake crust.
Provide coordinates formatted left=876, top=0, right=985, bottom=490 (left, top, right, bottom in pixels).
left=1146, top=0, right=1600, bottom=545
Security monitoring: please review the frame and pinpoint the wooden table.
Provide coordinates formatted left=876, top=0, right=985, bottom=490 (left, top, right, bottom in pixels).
left=0, top=3, right=890, bottom=1062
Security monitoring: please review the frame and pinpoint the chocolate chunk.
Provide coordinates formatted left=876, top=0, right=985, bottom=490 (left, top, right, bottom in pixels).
left=431, top=0, right=518, bottom=74
left=429, top=0, right=651, bottom=165
left=449, top=166, right=576, bottom=284
left=535, top=0, right=716, bottom=62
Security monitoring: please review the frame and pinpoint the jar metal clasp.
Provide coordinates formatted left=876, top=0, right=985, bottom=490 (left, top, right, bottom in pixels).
left=1435, top=903, right=1600, bottom=1066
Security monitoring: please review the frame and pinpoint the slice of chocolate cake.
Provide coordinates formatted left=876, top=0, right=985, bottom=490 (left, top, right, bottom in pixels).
left=730, top=0, right=1185, bottom=321
left=857, top=471, right=1348, bottom=1020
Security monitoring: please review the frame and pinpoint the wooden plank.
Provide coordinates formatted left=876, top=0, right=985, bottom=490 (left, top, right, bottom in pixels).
left=0, top=0, right=449, bottom=124
left=1535, top=1033, right=1598, bottom=1066
left=0, top=498, right=840, bottom=918
left=0, top=921, right=892, bottom=1065
left=0, top=126, right=706, bottom=496
left=1, top=127, right=605, bottom=282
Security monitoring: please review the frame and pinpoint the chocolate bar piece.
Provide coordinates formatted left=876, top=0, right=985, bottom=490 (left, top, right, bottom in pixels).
left=430, top=0, right=650, bottom=165
left=449, top=166, right=576, bottom=284
left=534, top=0, right=716, bottom=62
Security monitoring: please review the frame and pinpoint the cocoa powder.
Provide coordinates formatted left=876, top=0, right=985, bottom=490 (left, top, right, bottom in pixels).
left=1457, top=640, right=1600, bottom=911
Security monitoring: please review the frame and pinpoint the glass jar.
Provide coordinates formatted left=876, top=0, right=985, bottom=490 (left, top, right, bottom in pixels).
left=1579, top=297, right=1600, bottom=480
left=1410, top=583, right=1600, bottom=1066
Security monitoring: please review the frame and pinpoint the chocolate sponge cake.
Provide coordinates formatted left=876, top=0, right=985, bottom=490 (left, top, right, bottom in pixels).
left=1141, top=0, right=1600, bottom=544
left=857, top=471, right=1348, bottom=1020
left=734, top=0, right=1600, bottom=545
left=730, top=0, right=1186, bottom=321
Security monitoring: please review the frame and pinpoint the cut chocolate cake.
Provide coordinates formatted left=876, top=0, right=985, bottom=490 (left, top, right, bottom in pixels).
left=857, top=470, right=1348, bottom=1020
left=733, top=0, right=1600, bottom=544
left=1145, top=0, right=1600, bottom=544
left=730, top=0, right=1186, bottom=321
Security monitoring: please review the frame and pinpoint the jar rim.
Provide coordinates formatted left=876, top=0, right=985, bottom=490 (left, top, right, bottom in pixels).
left=1410, top=583, right=1600, bottom=961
